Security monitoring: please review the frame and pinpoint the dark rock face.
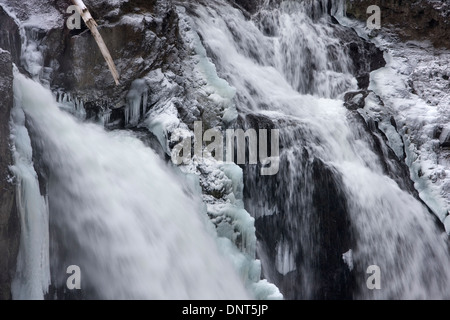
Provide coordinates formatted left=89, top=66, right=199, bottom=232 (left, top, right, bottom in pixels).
left=347, top=39, right=386, bottom=89
left=346, top=0, right=450, bottom=49
left=246, top=151, right=356, bottom=300
left=0, top=6, right=21, bottom=65
left=6, top=0, right=184, bottom=127
left=309, top=158, right=355, bottom=299
left=52, top=0, right=183, bottom=102
left=240, top=113, right=356, bottom=299
left=331, top=23, right=386, bottom=89
left=229, top=0, right=263, bottom=15
left=344, top=90, right=369, bottom=110
left=0, top=50, right=20, bottom=300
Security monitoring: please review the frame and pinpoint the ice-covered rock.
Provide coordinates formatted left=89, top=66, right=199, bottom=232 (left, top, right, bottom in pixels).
left=0, top=49, right=20, bottom=300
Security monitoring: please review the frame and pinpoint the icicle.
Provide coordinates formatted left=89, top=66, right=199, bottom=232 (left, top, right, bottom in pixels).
left=10, top=71, right=51, bottom=299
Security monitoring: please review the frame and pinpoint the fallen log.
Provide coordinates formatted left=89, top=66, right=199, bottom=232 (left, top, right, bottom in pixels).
left=71, top=0, right=120, bottom=85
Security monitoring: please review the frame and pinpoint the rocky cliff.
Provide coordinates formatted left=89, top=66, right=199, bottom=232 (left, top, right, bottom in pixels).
left=0, top=3, right=23, bottom=300
left=0, top=50, right=20, bottom=300
left=346, top=0, right=450, bottom=49
left=2, top=0, right=184, bottom=126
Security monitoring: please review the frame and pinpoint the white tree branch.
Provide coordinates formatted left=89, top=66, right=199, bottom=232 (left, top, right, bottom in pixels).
left=71, top=0, right=120, bottom=85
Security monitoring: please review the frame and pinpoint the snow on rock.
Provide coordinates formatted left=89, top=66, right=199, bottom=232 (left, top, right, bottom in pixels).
left=369, top=40, right=450, bottom=224
left=337, top=15, right=450, bottom=227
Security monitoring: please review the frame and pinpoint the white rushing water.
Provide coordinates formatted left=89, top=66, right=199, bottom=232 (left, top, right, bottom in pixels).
left=9, top=76, right=51, bottom=300
left=182, top=0, right=450, bottom=299
left=11, top=72, right=250, bottom=299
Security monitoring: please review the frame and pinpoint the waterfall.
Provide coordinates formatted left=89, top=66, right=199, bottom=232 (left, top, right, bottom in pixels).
left=11, top=72, right=253, bottom=299
left=9, top=75, right=51, bottom=300
left=182, top=0, right=450, bottom=299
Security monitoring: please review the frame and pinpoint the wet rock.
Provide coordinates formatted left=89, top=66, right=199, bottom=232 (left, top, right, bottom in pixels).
left=344, top=90, right=370, bottom=110
left=229, top=0, right=263, bottom=15
left=247, top=153, right=356, bottom=299
left=0, top=50, right=20, bottom=300
left=335, top=27, right=386, bottom=89
left=309, top=157, right=355, bottom=300
left=346, top=0, right=450, bottom=49
left=0, top=5, right=21, bottom=65
left=241, top=114, right=356, bottom=299
left=439, top=126, right=450, bottom=148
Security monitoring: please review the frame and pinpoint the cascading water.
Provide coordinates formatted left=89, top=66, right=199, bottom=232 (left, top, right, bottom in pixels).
left=182, top=0, right=450, bottom=299
left=11, top=72, right=252, bottom=300
left=9, top=78, right=51, bottom=300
